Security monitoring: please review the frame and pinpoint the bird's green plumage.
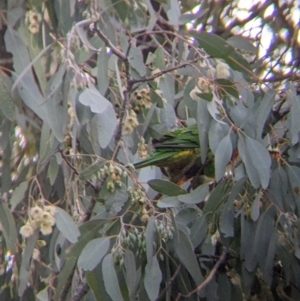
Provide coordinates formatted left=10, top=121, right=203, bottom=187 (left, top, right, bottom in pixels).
left=132, top=125, right=215, bottom=184
left=133, top=126, right=200, bottom=170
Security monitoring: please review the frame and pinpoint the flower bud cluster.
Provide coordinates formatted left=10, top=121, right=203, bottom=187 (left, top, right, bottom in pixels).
left=131, top=88, right=152, bottom=112
left=98, top=164, right=127, bottom=193
left=25, top=8, right=42, bottom=34
left=127, top=186, right=146, bottom=205
left=19, top=205, right=56, bottom=238
left=123, top=110, right=139, bottom=135
left=154, top=219, right=174, bottom=241
left=137, top=138, right=149, bottom=159
left=216, top=61, right=231, bottom=79
left=112, top=227, right=146, bottom=265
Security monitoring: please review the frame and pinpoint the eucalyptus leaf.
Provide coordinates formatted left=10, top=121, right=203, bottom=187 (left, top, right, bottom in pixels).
left=102, top=254, right=125, bottom=301
left=78, top=237, right=110, bottom=271
left=79, top=86, right=113, bottom=114
left=173, top=229, right=203, bottom=285
left=0, top=201, right=18, bottom=253
left=178, top=183, right=209, bottom=204
left=144, top=255, right=162, bottom=301
left=148, top=179, right=187, bottom=196
left=145, top=217, right=155, bottom=265
left=9, top=181, right=29, bottom=211
left=215, top=134, right=232, bottom=181
left=55, top=207, right=80, bottom=243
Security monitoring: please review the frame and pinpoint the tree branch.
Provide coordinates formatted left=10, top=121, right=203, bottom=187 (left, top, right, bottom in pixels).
left=175, top=248, right=228, bottom=301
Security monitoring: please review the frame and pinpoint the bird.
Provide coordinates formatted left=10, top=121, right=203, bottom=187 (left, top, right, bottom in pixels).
left=132, top=125, right=214, bottom=185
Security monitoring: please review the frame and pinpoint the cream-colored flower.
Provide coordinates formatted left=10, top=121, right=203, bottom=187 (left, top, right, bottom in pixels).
left=32, top=248, right=40, bottom=260
left=123, top=111, right=139, bottom=135
left=44, top=205, right=56, bottom=216
left=197, top=78, right=211, bottom=93
left=41, top=212, right=56, bottom=227
left=210, top=229, right=220, bottom=246
left=216, top=62, right=231, bottom=79
left=30, top=206, right=43, bottom=220
left=29, top=23, right=39, bottom=34
left=189, top=86, right=201, bottom=101
left=20, top=224, right=34, bottom=238
left=40, top=224, right=53, bottom=235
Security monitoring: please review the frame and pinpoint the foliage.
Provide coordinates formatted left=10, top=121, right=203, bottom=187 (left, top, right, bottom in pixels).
left=0, top=1, right=300, bottom=301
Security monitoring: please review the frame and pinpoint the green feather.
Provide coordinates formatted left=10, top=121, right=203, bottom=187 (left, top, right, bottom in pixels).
left=133, top=126, right=200, bottom=169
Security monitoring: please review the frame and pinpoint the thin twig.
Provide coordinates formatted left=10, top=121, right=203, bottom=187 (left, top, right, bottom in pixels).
left=93, top=24, right=127, bottom=60
left=175, top=248, right=228, bottom=301
left=155, top=264, right=182, bottom=301
left=128, top=58, right=199, bottom=86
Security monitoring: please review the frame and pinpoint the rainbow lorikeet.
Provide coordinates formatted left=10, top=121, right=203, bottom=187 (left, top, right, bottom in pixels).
left=133, top=126, right=214, bottom=185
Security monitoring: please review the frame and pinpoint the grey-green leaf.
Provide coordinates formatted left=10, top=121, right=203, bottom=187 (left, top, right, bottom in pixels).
left=145, top=217, right=156, bottom=265
left=148, top=179, right=187, bottom=196
left=245, top=135, right=271, bottom=189
left=0, top=202, right=18, bottom=253
left=286, top=84, right=300, bottom=145
left=79, top=86, right=113, bottom=114
left=144, top=255, right=162, bottom=301
left=173, top=229, right=203, bottom=285
left=251, top=191, right=261, bottom=222
left=215, top=134, right=232, bottom=182
left=255, top=90, right=275, bottom=139
left=178, top=183, right=209, bottom=204
left=78, top=237, right=110, bottom=271
left=102, top=254, right=125, bottom=301
left=55, top=207, right=80, bottom=243
left=9, top=181, right=29, bottom=211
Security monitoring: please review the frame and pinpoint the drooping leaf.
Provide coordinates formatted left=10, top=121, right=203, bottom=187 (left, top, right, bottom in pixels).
left=245, top=135, right=271, bottom=189
left=226, top=36, right=257, bottom=53
left=102, top=254, right=125, bottom=301
left=128, top=47, right=146, bottom=77
left=163, top=1, right=180, bottom=26
left=250, top=191, right=261, bottom=222
left=192, top=31, right=252, bottom=76
left=9, top=181, right=29, bottom=211
left=77, top=237, right=110, bottom=271
left=215, top=134, right=232, bottom=182
left=144, top=255, right=162, bottom=301
left=241, top=211, right=256, bottom=272
left=97, top=48, right=109, bottom=95
left=145, top=217, right=156, bottom=265
left=173, top=229, right=203, bottom=285
left=197, top=98, right=212, bottom=163
left=190, top=214, right=207, bottom=248
left=157, top=196, right=181, bottom=208
left=255, top=90, right=275, bottom=139
left=286, top=84, right=300, bottom=145
left=18, top=231, right=39, bottom=296
left=238, top=134, right=271, bottom=189
left=203, top=180, right=228, bottom=215
left=0, top=201, right=18, bottom=253
left=238, top=135, right=260, bottom=188
left=253, top=209, right=275, bottom=272
left=263, top=231, right=278, bottom=286
left=124, top=250, right=139, bottom=300
left=220, top=199, right=235, bottom=238
left=178, top=183, right=209, bottom=204
left=148, top=179, right=187, bottom=196
left=0, top=73, right=16, bottom=121
left=55, top=207, right=80, bottom=244
left=208, top=120, right=230, bottom=154
left=79, top=85, right=113, bottom=114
